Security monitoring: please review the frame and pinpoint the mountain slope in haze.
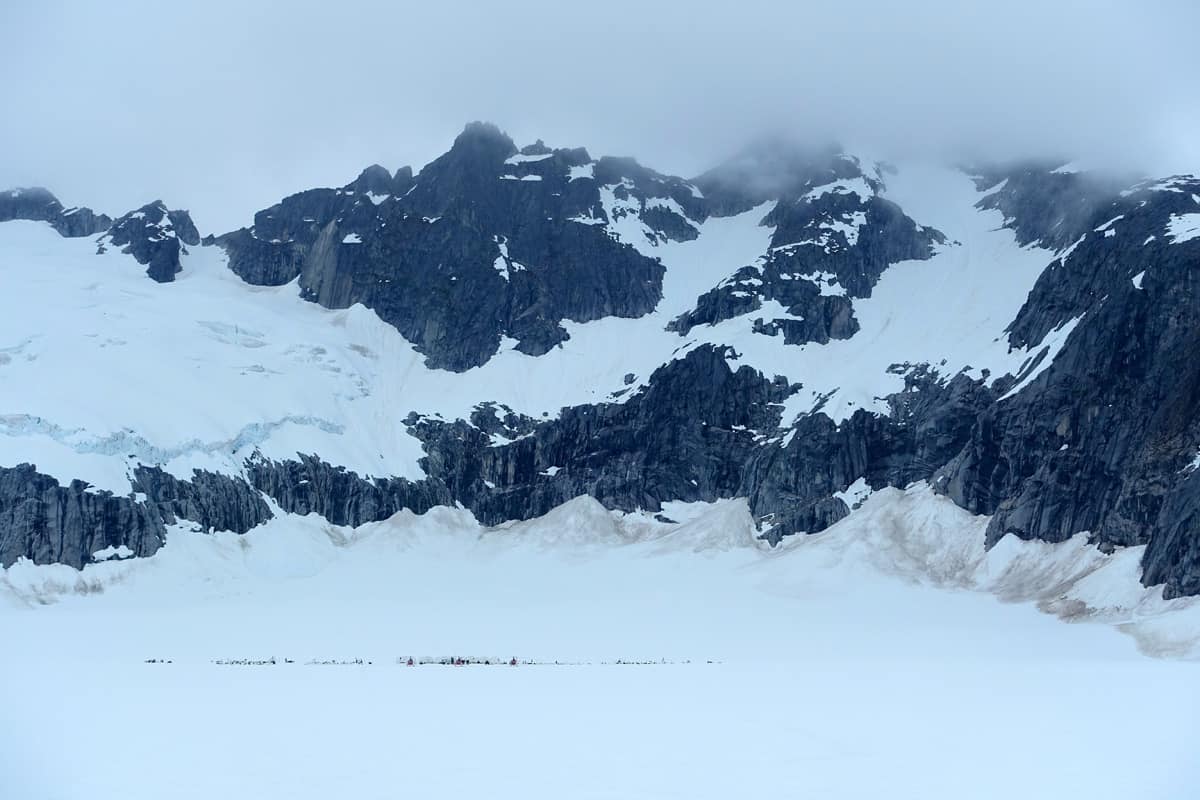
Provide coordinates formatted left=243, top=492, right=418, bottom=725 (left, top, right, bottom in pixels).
left=1, top=124, right=1199, bottom=603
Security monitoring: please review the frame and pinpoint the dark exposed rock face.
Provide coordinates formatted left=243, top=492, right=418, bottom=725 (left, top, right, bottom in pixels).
left=218, top=130, right=942, bottom=368
left=244, top=454, right=450, bottom=526
left=1142, top=469, right=1200, bottom=598
left=413, top=345, right=796, bottom=523
left=672, top=156, right=945, bottom=345
left=0, top=465, right=164, bottom=568
left=3, top=130, right=1199, bottom=601
left=935, top=174, right=1200, bottom=597
left=241, top=348, right=988, bottom=551
left=0, top=464, right=275, bottom=569
left=743, top=371, right=995, bottom=542
left=239, top=346, right=797, bottom=529
left=1, top=188, right=200, bottom=283
left=970, top=163, right=1131, bottom=250
left=216, top=123, right=706, bottom=371
left=0, top=187, right=111, bottom=237
left=131, top=466, right=272, bottom=534
left=98, top=201, right=201, bottom=282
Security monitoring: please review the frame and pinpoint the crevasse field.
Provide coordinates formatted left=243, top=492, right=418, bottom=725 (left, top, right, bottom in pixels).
left=4, top=485, right=1199, bottom=800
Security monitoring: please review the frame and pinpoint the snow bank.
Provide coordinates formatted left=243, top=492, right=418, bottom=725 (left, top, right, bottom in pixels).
left=4, top=483, right=1197, bottom=658
left=3, top=484, right=1199, bottom=800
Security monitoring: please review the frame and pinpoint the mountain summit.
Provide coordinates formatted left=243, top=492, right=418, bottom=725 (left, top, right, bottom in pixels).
left=2, top=123, right=1199, bottom=604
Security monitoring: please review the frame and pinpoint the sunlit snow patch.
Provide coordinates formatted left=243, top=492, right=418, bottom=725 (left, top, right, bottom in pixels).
left=998, top=315, right=1083, bottom=401
left=1166, top=212, right=1200, bottom=244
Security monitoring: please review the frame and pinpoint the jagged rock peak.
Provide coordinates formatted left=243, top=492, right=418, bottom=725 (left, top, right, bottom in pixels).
left=108, top=201, right=201, bottom=245
left=966, top=160, right=1135, bottom=251
left=215, top=122, right=710, bottom=371
left=347, top=163, right=396, bottom=194
left=344, top=164, right=417, bottom=198
left=519, top=138, right=552, bottom=157
left=99, top=201, right=201, bottom=282
left=446, top=120, right=519, bottom=162
left=3, top=185, right=59, bottom=207
left=0, top=186, right=112, bottom=237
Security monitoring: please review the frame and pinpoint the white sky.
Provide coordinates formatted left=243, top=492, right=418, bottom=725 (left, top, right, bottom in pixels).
left=1, top=0, right=1197, bottom=233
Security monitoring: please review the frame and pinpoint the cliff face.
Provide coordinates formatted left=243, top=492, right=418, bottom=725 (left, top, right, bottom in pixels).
left=0, top=187, right=111, bottom=238
left=936, top=173, right=1200, bottom=597
left=0, top=464, right=273, bottom=569
left=216, top=123, right=701, bottom=372
left=99, top=202, right=201, bottom=283
left=0, top=465, right=164, bottom=568
left=2, top=130, right=1198, bottom=599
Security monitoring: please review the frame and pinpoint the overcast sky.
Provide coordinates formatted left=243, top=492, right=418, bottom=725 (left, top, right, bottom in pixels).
left=2, top=0, right=1197, bottom=233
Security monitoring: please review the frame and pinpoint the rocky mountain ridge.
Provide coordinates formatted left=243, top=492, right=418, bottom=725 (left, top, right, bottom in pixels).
left=2, top=124, right=1199, bottom=599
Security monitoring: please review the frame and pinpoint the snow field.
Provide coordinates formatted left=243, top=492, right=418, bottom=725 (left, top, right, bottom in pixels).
left=2, top=486, right=1199, bottom=799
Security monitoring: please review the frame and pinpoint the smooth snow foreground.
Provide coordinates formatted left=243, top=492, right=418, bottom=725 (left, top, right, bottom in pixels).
left=3, top=486, right=1199, bottom=800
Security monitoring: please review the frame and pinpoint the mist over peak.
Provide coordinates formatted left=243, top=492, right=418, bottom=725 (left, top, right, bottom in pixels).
left=1, top=0, right=1196, bottom=232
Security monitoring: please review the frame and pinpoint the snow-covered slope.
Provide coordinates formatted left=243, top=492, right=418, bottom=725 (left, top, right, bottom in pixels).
left=4, top=132, right=1200, bottom=798
left=2, top=486, right=1198, bottom=800
left=6, top=484, right=1197, bottom=655
left=2, top=125, right=1200, bottom=607
left=0, top=220, right=429, bottom=486
left=0, top=161, right=1068, bottom=487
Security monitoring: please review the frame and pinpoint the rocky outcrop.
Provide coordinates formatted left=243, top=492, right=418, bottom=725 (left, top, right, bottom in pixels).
left=131, top=466, right=272, bottom=534
left=1142, top=468, right=1200, bottom=598
left=0, top=188, right=200, bottom=282
left=427, top=344, right=796, bottom=522
left=0, top=187, right=111, bottom=237
left=98, top=201, right=201, bottom=282
left=242, top=346, right=796, bottom=528
left=244, top=454, right=449, bottom=526
left=238, top=344, right=990, bottom=550
left=970, top=163, right=1130, bottom=250
left=0, top=464, right=275, bottom=569
left=3, top=132, right=1199, bottom=602
left=0, top=464, right=164, bottom=568
left=671, top=155, right=945, bottom=345
left=743, top=370, right=995, bottom=542
left=216, top=123, right=707, bottom=371
left=218, top=129, right=942, bottom=369
left=935, top=174, right=1200, bottom=596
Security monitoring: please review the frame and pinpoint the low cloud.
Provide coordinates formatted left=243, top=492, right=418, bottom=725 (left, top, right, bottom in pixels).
left=1, top=0, right=1196, bottom=233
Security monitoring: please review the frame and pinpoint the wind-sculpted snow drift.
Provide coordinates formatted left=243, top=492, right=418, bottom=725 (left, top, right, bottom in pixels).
left=2, top=123, right=1200, bottom=614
